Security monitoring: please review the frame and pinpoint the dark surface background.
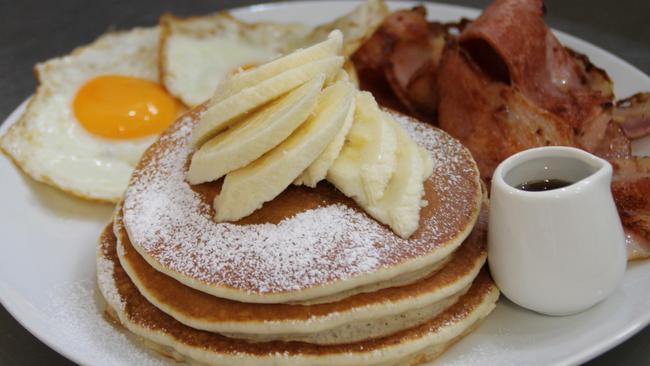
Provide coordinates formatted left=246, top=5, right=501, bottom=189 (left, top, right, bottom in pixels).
left=1, top=0, right=648, bottom=365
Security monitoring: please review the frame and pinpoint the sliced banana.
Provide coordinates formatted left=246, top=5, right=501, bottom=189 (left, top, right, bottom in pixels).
left=327, top=91, right=397, bottom=205
left=186, top=29, right=433, bottom=237
left=191, top=56, right=343, bottom=147
left=211, top=30, right=343, bottom=103
left=295, top=81, right=356, bottom=187
left=187, top=74, right=324, bottom=184
left=215, top=81, right=355, bottom=222
left=419, top=146, right=434, bottom=181
left=333, top=69, right=350, bottom=83
left=342, top=60, right=359, bottom=87
left=365, top=121, right=426, bottom=238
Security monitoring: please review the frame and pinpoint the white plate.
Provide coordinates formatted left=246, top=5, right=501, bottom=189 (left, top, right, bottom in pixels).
left=1, top=2, right=649, bottom=366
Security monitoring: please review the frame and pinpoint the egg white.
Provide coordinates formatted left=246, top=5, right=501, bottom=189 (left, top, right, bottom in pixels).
left=160, top=0, right=389, bottom=107
left=0, top=27, right=161, bottom=202
left=160, top=12, right=310, bottom=107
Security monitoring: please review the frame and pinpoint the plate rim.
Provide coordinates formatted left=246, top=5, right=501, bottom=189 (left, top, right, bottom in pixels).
left=0, top=1, right=649, bottom=366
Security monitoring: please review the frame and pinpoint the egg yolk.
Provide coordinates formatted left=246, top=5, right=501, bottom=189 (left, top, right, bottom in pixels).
left=73, top=75, right=181, bottom=139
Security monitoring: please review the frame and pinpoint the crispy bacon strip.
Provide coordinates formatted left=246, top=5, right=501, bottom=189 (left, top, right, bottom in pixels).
left=577, top=105, right=631, bottom=159
left=592, top=119, right=632, bottom=159
left=458, top=0, right=610, bottom=130
left=566, top=49, right=614, bottom=100
left=437, top=47, right=576, bottom=181
left=352, top=7, right=454, bottom=120
left=611, top=157, right=650, bottom=259
left=614, top=93, right=650, bottom=139
left=625, top=230, right=650, bottom=261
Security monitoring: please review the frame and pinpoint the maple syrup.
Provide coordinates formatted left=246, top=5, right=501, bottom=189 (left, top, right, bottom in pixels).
left=515, top=179, right=572, bottom=192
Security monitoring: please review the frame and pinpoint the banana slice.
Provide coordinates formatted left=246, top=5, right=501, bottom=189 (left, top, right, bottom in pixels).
left=342, top=61, right=359, bottom=87
left=419, top=146, right=434, bottom=181
left=327, top=91, right=397, bottom=205
left=365, top=121, right=426, bottom=238
left=187, top=74, right=324, bottom=184
left=295, top=80, right=356, bottom=187
left=191, top=56, right=343, bottom=147
left=215, top=81, right=355, bottom=222
left=211, top=30, right=343, bottom=103
left=333, top=69, right=350, bottom=83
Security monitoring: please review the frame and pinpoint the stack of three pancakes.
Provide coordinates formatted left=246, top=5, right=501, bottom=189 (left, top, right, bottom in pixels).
left=97, top=108, right=499, bottom=365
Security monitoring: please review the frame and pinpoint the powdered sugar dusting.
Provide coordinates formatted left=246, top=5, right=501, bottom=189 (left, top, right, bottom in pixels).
left=122, top=111, right=479, bottom=294
left=396, top=112, right=480, bottom=242
left=46, top=279, right=167, bottom=366
left=97, top=254, right=124, bottom=311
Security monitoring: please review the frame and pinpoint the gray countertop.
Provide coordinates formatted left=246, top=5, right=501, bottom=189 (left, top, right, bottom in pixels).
left=1, top=0, right=648, bottom=365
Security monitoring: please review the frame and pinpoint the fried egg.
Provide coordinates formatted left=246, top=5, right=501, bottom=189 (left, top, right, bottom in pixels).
left=160, top=0, right=388, bottom=107
left=160, top=12, right=310, bottom=107
left=0, top=27, right=181, bottom=203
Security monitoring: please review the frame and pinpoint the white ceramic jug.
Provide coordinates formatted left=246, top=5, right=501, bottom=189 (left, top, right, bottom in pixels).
left=488, top=146, right=627, bottom=316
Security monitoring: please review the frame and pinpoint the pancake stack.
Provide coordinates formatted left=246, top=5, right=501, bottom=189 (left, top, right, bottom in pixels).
left=97, top=106, right=499, bottom=365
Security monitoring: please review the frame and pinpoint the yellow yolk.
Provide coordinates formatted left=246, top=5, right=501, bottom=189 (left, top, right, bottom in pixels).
left=73, top=75, right=181, bottom=139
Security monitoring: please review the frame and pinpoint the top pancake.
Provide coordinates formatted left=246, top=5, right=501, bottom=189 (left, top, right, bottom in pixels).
left=122, top=106, right=482, bottom=303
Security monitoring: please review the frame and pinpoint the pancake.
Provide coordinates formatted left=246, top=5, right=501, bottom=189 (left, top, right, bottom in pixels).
left=97, top=225, right=499, bottom=366
left=122, top=107, right=482, bottom=303
left=114, top=205, right=487, bottom=343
